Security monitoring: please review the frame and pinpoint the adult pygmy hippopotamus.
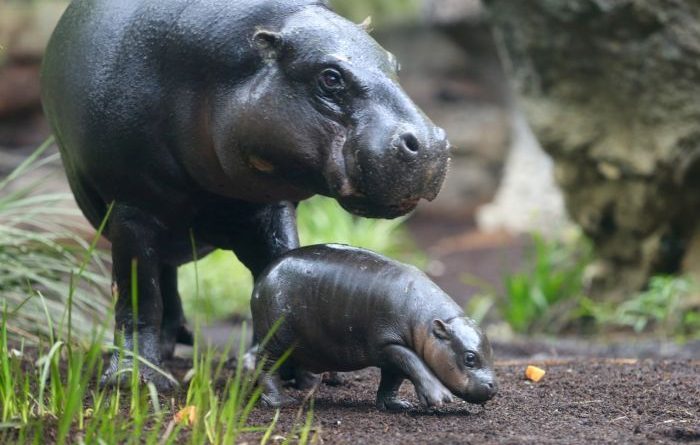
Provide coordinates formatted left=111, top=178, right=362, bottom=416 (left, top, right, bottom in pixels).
left=252, top=244, right=497, bottom=410
left=41, top=0, right=450, bottom=389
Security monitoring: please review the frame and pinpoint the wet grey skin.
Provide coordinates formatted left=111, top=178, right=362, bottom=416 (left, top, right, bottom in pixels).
left=40, top=0, right=450, bottom=390
left=251, top=244, right=497, bottom=410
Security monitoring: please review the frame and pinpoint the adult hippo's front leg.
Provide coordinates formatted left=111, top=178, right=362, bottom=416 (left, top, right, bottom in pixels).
left=206, top=200, right=335, bottom=388
left=224, top=202, right=300, bottom=279
left=159, top=265, right=194, bottom=360
left=101, top=204, right=176, bottom=391
left=104, top=200, right=298, bottom=391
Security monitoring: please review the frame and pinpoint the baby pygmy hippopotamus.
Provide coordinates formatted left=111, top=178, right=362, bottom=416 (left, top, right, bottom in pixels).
left=251, top=244, right=497, bottom=410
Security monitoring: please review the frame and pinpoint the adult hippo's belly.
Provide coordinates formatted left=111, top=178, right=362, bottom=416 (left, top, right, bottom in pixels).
left=40, top=0, right=450, bottom=390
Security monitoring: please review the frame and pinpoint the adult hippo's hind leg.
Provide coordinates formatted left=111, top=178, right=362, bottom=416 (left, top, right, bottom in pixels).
left=159, top=265, right=194, bottom=359
left=101, top=204, right=175, bottom=391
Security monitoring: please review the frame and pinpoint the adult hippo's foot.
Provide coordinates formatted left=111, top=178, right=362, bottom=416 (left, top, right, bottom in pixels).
left=100, top=330, right=178, bottom=392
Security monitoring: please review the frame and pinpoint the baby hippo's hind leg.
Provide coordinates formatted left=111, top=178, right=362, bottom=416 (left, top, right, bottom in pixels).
left=322, top=372, right=345, bottom=386
left=376, top=368, right=412, bottom=411
left=279, top=365, right=318, bottom=389
left=293, top=368, right=320, bottom=390
left=258, top=358, right=297, bottom=407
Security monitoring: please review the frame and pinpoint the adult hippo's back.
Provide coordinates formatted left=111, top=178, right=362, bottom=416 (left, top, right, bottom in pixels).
left=41, top=0, right=450, bottom=389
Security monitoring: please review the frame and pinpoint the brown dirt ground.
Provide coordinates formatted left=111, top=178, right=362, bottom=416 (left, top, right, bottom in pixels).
left=237, top=359, right=700, bottom=445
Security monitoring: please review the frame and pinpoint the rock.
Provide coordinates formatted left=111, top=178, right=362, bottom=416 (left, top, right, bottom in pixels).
left=477, top=111, right=569, bottom=235
left=0, top=1, right=68, bottom=148
left=0, top=2, right=68, bottom=61
left=421, top=0, right=483, bottom=25
left=485, top=0, right=700, bottom=298
left=0, top=64, right=41, bottom=118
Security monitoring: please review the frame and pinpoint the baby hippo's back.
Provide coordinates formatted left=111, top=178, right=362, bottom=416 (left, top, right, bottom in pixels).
left=251, top=244, right=461, bottom=373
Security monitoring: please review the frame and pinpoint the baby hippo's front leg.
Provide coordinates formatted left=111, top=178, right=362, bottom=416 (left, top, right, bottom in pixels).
left=379, top=344, right=453, bottom=409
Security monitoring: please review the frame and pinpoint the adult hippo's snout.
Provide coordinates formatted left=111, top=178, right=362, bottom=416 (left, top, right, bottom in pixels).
left=333, top=104, right=451, bottom=219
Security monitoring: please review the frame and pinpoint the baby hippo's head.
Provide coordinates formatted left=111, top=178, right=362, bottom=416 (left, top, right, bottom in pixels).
left=423, top=317, right=497, bottom=404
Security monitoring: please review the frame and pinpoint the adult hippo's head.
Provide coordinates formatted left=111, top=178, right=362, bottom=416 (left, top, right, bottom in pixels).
left=232, top=4, right=450, bottom=218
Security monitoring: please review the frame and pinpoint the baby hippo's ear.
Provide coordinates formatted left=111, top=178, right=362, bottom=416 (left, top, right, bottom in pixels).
left=253, top=29, right=283, bottom=60
left=432, top=319, right=452, bottom=340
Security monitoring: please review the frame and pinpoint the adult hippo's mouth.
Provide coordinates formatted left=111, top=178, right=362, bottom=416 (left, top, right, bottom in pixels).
left=326, top=161, right=444, bottom=219
left=336, top=195, right=424, bottom=219
left=322, top=130, right=449, bottom=219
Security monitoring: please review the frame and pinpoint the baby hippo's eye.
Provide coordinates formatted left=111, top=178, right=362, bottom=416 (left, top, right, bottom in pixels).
left=465, top=351, right=477, bottom=368
left=319, top=68, right=345, bottom=93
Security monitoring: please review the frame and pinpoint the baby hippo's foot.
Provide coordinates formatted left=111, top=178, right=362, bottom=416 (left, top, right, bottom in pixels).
left=260, top=372, right=296, bottom=407
left=294, top=370, right=320, bottom=390
left=261, top=392, right=297, bottom=408
left=416, top=381, right=454, bottom=409
left=376, top=395, right=414, bottom=411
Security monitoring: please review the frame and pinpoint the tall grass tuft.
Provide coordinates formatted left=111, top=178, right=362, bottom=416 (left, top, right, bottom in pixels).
left=0, top=139, right=315, bottom=442
left=0, top=138, right=111, bottom=344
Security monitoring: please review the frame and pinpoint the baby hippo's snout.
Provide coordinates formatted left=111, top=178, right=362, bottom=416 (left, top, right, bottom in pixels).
left=464, top=373, right=498, bottom=404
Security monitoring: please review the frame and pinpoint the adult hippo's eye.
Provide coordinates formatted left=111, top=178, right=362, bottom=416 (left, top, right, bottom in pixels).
left=465, top=352, right=477, bottom=368
left=318, top=68, right=345, bottom=93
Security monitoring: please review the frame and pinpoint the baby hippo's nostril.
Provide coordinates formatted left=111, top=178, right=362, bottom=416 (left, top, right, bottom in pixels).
left=486, top=380, right=498, bottom=398
left=397, top=132, right=420, bottom=157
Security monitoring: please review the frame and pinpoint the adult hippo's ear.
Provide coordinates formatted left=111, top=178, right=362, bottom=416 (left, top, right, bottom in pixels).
left=432, top=319, right=452, bottom=340
left=253, top=30, right=283, bottom=60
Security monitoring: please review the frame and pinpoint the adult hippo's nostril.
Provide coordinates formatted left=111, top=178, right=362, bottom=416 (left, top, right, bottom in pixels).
left=397, top=132, right=421, bottom=159
left=434, top=126, right=447, bottom=142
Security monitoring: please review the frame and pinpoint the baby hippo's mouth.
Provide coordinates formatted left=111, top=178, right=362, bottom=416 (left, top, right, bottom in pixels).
left=460, top=378, right=498, bottom=404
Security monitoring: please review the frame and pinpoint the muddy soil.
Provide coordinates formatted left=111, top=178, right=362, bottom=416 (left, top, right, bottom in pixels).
left=240, top=359, right=700, bottom=444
